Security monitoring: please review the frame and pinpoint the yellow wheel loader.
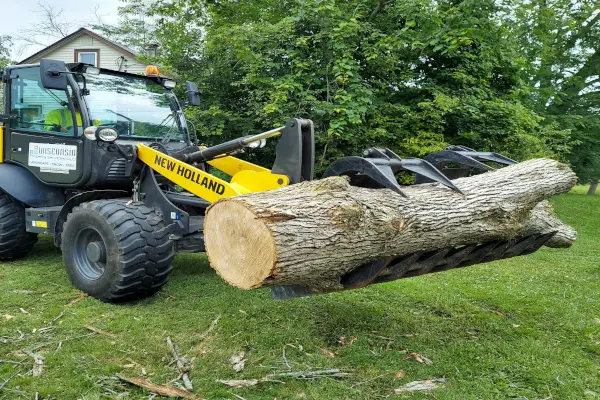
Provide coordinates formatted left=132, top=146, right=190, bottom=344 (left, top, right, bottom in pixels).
left=0, top=59, right=541, bottom=302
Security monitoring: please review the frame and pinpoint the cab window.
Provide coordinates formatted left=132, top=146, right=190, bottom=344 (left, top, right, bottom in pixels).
left=9, top=67, right=79, bottom=136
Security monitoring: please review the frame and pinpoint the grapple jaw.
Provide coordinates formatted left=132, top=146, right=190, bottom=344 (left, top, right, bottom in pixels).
left=271, top=232, right=556, bottom=300
left=415, top=145, right=516, bottom=183
left=323, top=147, right=463, bottom=195
left=270, top=145, right=539, bottom=300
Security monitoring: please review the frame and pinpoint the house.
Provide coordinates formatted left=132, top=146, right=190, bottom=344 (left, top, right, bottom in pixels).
left=18, top=28, right=147, bottom=74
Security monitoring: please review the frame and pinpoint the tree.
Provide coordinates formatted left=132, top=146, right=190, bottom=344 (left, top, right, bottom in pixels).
left=0, top=35, right=11, bottom=69
left=12, top=1, right=80, bottom=59
left=116, top=0, right=569, bottom=174
left=92, top=2, right=160, bottom=54
left=0, top=35, right=13, bottom=107
left=512, top=0, right=600, bottom=192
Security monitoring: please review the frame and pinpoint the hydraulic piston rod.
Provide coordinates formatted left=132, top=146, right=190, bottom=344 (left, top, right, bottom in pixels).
left=178, top=126, right=285, bottom=164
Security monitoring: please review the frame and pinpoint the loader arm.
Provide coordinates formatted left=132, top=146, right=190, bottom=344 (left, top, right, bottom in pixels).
left=136, top=143, right=290, bottom=203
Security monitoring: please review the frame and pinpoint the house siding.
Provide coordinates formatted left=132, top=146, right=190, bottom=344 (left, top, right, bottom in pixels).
left=28, top=34, right=147, bottom=74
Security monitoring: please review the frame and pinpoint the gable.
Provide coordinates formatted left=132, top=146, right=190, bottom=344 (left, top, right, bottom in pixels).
left=18, top=28, right=147, bottom=74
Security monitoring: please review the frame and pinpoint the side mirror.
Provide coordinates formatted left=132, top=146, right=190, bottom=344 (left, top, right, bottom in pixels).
left=185, top=81, right=201, bottom=106
left=40, top=59, right=68, bottom=90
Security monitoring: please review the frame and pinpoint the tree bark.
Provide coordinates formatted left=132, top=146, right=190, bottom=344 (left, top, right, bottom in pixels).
left=588, top=181, right=598, bottom=195
left=204, top=159, right=577, bottom=291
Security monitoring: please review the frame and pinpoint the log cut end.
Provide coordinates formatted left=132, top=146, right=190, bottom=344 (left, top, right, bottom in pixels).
left=204, top=200, right=276, bottom=289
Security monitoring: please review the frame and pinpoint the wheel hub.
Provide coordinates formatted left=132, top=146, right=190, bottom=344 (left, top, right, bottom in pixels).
left=73, top=227, right=107, bottom=280
left=86, top=241, right=106, bottom=263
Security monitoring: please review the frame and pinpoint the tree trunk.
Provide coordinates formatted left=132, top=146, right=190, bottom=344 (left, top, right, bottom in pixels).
left=588, top=181, right=598, bottom=195
left=204, top=159, right=577, bottom=291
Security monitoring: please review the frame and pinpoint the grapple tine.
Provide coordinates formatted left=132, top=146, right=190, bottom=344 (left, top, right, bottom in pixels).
left=422, top=150, right=495, bottom=171
left=464, top=152, right=516, bottom=166
left=437, top=146, right=516, bottom=166
left=324, top=148, right=463, bottom=195
left=396, top=158, right=463, bottom=194
left=323, top=156, right=406, bottom=196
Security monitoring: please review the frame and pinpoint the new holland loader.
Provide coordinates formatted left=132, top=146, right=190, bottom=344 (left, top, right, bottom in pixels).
left=0, top=59, right=552, bottom=302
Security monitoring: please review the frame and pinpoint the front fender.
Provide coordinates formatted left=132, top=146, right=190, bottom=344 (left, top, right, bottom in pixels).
left=0, top=163, right=65, bottom=207
left=53, top=190, right=129, bottom=247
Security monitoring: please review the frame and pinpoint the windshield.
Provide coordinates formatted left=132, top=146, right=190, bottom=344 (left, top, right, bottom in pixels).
left=78, top=72, right=186, bottom=142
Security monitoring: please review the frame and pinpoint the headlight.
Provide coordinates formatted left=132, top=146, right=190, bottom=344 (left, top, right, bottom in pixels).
left=97, top=128, right=119, bottom=142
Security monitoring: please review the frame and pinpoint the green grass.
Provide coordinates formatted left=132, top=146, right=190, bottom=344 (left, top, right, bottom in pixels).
left=1, top=191, right=599, bottom=399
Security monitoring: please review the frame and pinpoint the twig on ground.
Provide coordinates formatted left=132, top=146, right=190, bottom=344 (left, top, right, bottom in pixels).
left=0, top=359, right=25, bottom=365
left=282, top=344, right=294, bottom=370
left=0, top=372, right=19, bottom=390
left=117, top=375, right=202, bottom=399
left=65, top=293, right=87, bottom=306
left=24, top=350, right=44, bottom=377
left=85, top=325, right=119, bottom=338
left=27, top=333, right=96, bottom=353
left=266, top=369, right=349, bottom=379
left=47, top=311, right=65, bottom=326
left=93, top=375, right=129, bottom=397
left=197, top=315, right=221, bottom=341
left=1, top=387, right=30, bottom=399
left=166, top=336, right=193, bottom=391
left=1, top=330, right=26, bottom=344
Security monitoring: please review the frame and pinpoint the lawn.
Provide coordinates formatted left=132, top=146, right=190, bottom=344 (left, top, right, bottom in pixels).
left=1, top=189, right=598, bottom=399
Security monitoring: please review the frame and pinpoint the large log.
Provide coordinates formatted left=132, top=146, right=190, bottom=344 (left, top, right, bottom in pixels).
left=204, top=159, right=577, bottom=291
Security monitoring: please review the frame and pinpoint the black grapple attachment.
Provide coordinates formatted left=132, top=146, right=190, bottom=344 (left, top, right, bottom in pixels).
left=415, top=145, right=516, bottom=183
left=271, top=146, right=554, bottom=300
left=323, top=147, right=463, bottom=196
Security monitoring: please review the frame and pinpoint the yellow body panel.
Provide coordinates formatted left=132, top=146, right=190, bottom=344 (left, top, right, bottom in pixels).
left=0, top=126, right=3, bottom=163
left=207, top=155, right=270, bottom=175
left=231, top=170, right=289, bottom=192
left=137, top=144, right=241, bottom=203
left=137, top=144, right=289, bottom=203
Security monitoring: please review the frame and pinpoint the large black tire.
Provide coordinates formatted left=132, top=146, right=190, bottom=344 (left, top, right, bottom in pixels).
left=61, top=200, right=175, bottom=302
left=0, top=193, right=37, bottom=260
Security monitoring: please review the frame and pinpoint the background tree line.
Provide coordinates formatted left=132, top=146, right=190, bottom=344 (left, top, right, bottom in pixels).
left=9, top=0, right=600, bottom=193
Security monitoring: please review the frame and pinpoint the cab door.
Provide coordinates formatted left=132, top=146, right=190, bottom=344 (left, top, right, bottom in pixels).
left=7, top=66, right=86, bottom=185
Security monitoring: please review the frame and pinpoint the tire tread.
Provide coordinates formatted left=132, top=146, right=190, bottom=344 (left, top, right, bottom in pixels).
left=62, top=200, right=175, bottom=302
left=0, top=194, right=37, bottom=261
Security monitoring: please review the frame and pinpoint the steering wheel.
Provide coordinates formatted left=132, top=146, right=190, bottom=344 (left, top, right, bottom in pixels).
left=149, top=142, right=169, bottom=154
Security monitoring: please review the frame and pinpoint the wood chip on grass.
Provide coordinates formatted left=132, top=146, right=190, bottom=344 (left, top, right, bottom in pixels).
left=229, top=352, right=246, bottom=372
left=118, top=375, right=202, bottom=399
left=217, top=379, right=261, bottom=388
left=394, top=378, right=446, bottom=394
left=217, top=369, right=349, bottom=388
left=404, top=352, right=433, bottom=365
left=24, top=350, right=44, bottom=377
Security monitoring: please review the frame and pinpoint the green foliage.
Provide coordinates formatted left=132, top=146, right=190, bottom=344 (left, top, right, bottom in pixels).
left=512, top=0, right=600, bottom=183
left=108, top=0, right=571, bottom=173
left=0, top=35, right=11, bottom=69
left=105, top=0, right=600, bottom=179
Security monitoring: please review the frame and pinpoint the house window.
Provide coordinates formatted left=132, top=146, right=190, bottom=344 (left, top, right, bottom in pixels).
left=75, top=49, right=99, bottom=66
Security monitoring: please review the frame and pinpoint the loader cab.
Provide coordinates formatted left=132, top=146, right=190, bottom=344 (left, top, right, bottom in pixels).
left=1, top=59, right=192, bottom=188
